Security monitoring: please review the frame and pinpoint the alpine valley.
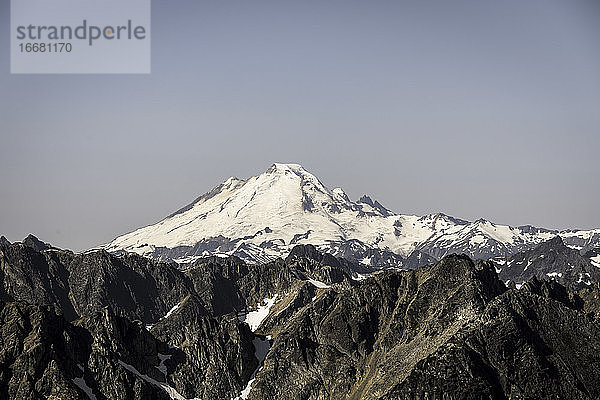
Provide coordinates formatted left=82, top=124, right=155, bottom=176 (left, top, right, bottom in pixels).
left=1, top=163, right=600, bottom=400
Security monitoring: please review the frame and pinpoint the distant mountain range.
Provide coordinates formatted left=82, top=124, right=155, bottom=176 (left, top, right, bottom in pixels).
left=104, top=163, right=600, bottom=269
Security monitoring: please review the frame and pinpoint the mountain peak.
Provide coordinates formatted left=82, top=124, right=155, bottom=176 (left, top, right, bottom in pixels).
left=540, top=235, right=566, bottom=249
left=223, top=176, right=243, bottom=185
left=22, top=234, right=52, bottom=251
left=106, top=162, right=399, bottom=260
left=262, top=163, right=329, bottom=200
left=265, top=163, right=306, bottom=175
left=358, top=195, right=392, bottom=216
left=104, top=163, right=600, bottom=266
left=332, top=188, right=350, bottom=202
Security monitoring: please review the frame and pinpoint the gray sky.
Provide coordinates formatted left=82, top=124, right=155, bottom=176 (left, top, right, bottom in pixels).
left=1, top=0, right=599, bottom=251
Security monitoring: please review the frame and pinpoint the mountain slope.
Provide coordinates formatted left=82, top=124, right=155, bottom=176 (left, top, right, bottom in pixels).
left=2, top=239, right=600, bottom=399
left=104, top=163, right=600, bottom=266
left=249, top=256, right=600, bottom=400
left=496, top=236, right=600, bottom=290
left=0, top=238, right=198, bottom=322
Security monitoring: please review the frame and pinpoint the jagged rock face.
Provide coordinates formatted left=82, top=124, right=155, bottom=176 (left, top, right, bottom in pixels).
left=381, top=288, right=600, bottom=399
left=0, top=302, right=84, bottom=400
left=248, top=256, right=600, bottom=400
left=473, top=287, right=600, bottom=398
left=285, top=244, right=367, bottom=281
left=249, top=256, right=511, bottom=400
left=67, top=251, right=198, bottom=323
left=0, top=241, right=359, bottom=399
left=0, top=301, right=175, bottom=400
left=183, top=258, right=248, bottom=316
left=151, top=310, right=256, bottom=399
left=0, top=242, right=201, bottom=322
left=497, top=236, right=600, bottom=290
left=0, top=300, right=259, bottom=400
left=0, top=242, right=76, bottom=319
left=22, top=234, right=53, bottom=252
left=0, top=240, right=352, bottom=325
left=579, top=283, right=600, bottom=319
left=2, top=239, right=600, bottom=399
left=181, top=245, right=360, bottom=319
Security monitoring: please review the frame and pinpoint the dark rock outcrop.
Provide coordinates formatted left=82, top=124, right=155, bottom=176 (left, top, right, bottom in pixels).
left=1, top=237, right=600, bottom=399
left=151, top=306, right=257, bottom=399
left=0, top=301, right=172, bottom=400
left=22, top=234, right=53, bottom=251
left=248, top=255, right=600, bottom=399
left=497, top=236, right=600, bottom=290
left=0, top=299, right=259, bottom=400
left=0, top=241, right=201, bottom=323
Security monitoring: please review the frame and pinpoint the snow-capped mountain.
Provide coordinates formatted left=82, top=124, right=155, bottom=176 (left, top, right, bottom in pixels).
left=104, top=163, right=600, bottom=267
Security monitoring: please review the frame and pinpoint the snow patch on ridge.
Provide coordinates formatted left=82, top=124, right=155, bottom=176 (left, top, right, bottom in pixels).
left=239, top=295, right=279, bottom=331
left=118, top=360, right=198, bottom=400
left=146, top=300, right=183, bottom=330
left=307, top=278, right=331, bottom=289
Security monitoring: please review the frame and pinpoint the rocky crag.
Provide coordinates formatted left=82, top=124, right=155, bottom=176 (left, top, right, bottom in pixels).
left=1, top=237, right=599, bottom=399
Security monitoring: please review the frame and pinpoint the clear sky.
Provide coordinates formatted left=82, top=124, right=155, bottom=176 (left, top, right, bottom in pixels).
left=1, top=0, right=599, bottom=251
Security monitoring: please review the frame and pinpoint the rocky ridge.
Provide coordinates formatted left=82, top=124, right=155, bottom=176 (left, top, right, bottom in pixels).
left=1, top=237, right=600, bottom=399
left=494, top=236, right=600, bottom=290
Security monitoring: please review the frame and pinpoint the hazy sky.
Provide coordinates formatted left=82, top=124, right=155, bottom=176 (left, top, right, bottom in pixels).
left=1, top=0, right=599, bottom=251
